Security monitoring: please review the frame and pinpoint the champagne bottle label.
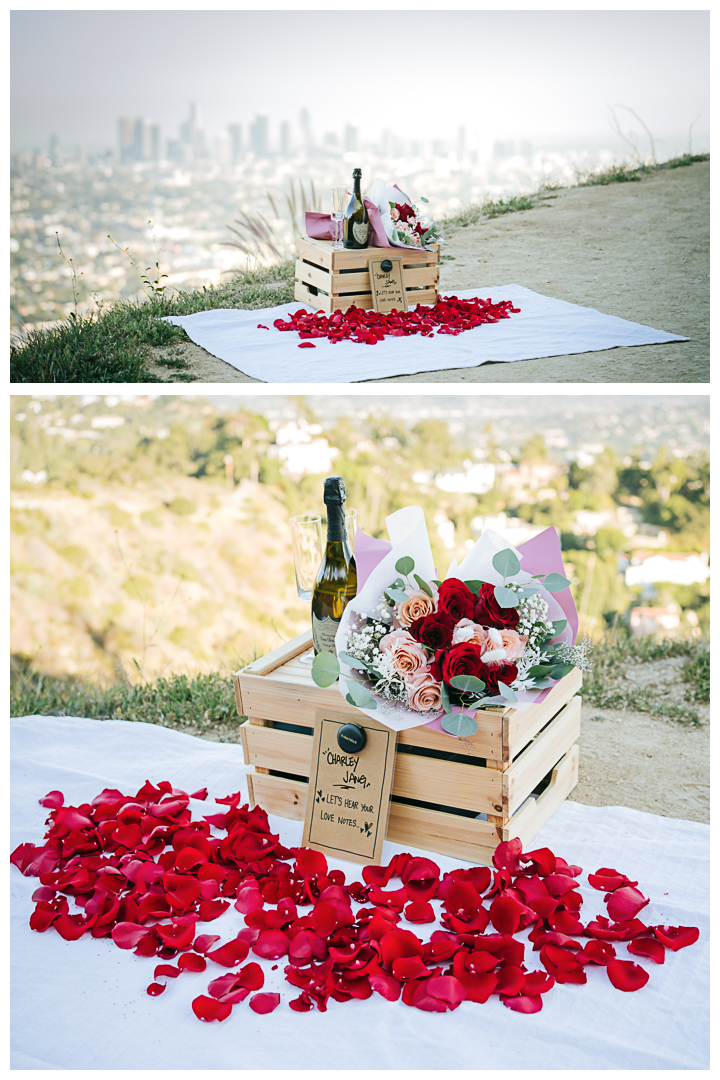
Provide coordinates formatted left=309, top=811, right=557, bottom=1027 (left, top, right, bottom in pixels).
left=312, top=613, right=341, bottom=655
left=353, top=222, right=369, bottom=245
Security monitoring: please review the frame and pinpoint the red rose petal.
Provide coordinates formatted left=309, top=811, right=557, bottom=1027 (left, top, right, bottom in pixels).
left=588, top=868, right=637, bottom=892
left=198, top=899, right=230, bottom=922
left=192, top=995, right=233, bottom=1022
left=628, top=937, right=665, bottom=964
left=112, top=922, right=151, bottom=950
left=249, top=992, right=280, bottom=1014
left=653, top=925, right=699, bottom=951
left=607, top=959, right=649, bottom=992
left=404, top=901, right=436, bottom=923
left=207, top=939, right=250, bottom=967
left=502, top=993, right=543, bottom=1013
left=298, top=342, right=316, bottom=348
left=489, top=895, right=522, bottom=935
left=368, top=972, right=401, bottom=1001
left=178, top=952, right=207, bottom=973
left=253, top=928, right=290, bottom=959
left=39, top=790, right=64, bottom=809
left=146, top=982, right=166, bottom=996
left=606, top=886, right=650, bottom=923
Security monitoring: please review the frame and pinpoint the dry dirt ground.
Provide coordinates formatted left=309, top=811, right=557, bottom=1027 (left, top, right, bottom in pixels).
left=146, top=161, right=708, bottom=384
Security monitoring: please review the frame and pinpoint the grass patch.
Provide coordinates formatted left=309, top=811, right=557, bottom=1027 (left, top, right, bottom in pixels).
left=440, top=152, right=709, bottom=233
left=10, top=261, right=295, bottom=384
left=582, top=627, right=709, bottom=726
left=10, top=655, right=244, bottom=740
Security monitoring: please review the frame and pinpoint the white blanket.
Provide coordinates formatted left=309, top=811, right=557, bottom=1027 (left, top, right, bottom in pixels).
left=11, top=715, right=709, bottom=1071
left=161, top=286, right=688, bottom=383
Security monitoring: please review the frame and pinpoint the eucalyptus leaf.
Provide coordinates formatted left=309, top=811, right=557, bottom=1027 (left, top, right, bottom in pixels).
left=492, top=548, right=521, bottom=579
left=450, top=675, right=486, bottom=693
left=345, top=685, right=377, bottom=709
left=395, top=556, right=415, bottom=576
left=526, top=664, right=555, bottom=678
left=549, top=662, right=575, bottom=680
left=440, top=712, right=479, bottom=737
left=412, top=573, right=433, bottom=597
left=496, top=681, right=518, bottom=703
left=530, top=678, right=555, bottom=689
left=543, top=573, right=571, bottom=593
left=494, top=585, right=520, bottom=609
left=311, top=651, right=340, bottom=688
left=464, top=579, right=482, bottom=596
left=440, top=681, right=452, bottom=715
left=386, top=588, right=409, bottom=604
left=551, top=619, right=568, bottom=637
left=517, top=586, right=541, bottom=598
left=338, top=651, right=367, bottom=671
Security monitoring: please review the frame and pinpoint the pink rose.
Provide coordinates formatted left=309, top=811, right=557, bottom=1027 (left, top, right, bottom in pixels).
left=406, top=670, right=443, bottom=712
left=393, top=586, right=438, bottom=629
left=452, top=618, right=488, bottom=650
left=480, top=627, right=527, bottom=665
left=379, top=629, right=428, bottom=676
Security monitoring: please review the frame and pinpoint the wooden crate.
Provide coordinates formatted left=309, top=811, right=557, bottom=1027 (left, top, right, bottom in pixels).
left=295, top=235, right=439, bottom=313
left=233, top=629, right=581, bottom=865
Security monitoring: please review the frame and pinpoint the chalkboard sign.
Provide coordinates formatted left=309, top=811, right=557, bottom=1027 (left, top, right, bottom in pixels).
left=301, top=709, right=397, bottom=865
left=368, top=256, right=408, bottom=313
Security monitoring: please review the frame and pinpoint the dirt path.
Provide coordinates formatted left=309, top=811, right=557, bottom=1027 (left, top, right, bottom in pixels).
left=146, top=161, right=708, bottom=384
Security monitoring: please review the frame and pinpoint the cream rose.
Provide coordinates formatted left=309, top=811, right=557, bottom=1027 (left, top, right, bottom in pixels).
left=394, top=586, right=438, bottom=629
left=378, top=629, right=428, bottom=675
left=406, top=669, right=443, bottom=712
left=452, top=618, right=488, bottom=650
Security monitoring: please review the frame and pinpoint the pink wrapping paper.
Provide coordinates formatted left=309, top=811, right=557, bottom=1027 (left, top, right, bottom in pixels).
left=305, top=200, right=393, bottom=249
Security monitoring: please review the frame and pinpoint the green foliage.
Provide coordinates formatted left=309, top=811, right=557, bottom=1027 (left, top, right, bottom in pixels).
left=10, top=657, right=241, bottom=736
left=10, top=261, right=295, bottom=383
left=577, top=154, right=709, bottom=186
left=682, top=648, right=709, bottom=703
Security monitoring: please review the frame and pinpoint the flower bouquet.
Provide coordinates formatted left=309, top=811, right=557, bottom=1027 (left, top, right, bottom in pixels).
left=368, top=178, right=442, bottom=250
left=312, top=506, right=591, bottom=736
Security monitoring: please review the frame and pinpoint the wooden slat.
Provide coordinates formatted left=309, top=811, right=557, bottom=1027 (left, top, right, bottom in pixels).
left=328, top=288, right=439, bottom=313
left=296, top=236, right=333, bottom=270
left=245, top=725, right=503, bottom=814
left=236, top=629, right=313, bottom=678
left=505, top=744, right=579, bottom=846
left=295, top=260, right=332, bottom=292
left=239, top=722, right=249, bottom=766
left=245, top=726, right=312, bottom=774
left=503, top=668, right=582, bottom=761
left=323, top=265, right=440, bottom=294
left=504, top=696, right=581, bottom=816
left=249, top=766, right=577, bottom=866
left=294, top=281, right=331, bottom=312
left=393, top=752, right=502, bottom=815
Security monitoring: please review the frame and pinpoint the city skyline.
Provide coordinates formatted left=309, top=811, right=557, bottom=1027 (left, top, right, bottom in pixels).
left=11, top=10, right=710, bottom=157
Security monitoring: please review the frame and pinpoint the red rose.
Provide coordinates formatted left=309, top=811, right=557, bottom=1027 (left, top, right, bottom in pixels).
left=437, top=579, right=476, bottom=623
left=409, top=612, right=454, bottom=652
left=474, top=583, right=520, bottom=630
left=440, top=643, right=486, bottom=684
left=480, top=663, right=518, bottom=695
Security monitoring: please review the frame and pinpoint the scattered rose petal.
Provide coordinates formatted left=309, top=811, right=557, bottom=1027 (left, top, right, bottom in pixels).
left=146, top=982, right=166, bottom=996
left=606, top=886, right=650, bottom=923
left=39, top=790, right=64, bottom=809
left=192, top=995, right=233, bottom=1022
left=607, top=959, right=649, bottom=992
left=653, top=925, right=699, bottom=951
left=502, top=993, right=543, bottom=1013
left=249, top=992, right=280, bottom=1014
left=628, top=938, right=665, bottom=964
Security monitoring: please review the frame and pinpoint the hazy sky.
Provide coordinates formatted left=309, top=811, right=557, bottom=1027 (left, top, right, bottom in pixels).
left=11, top=9, right=709, bottom=156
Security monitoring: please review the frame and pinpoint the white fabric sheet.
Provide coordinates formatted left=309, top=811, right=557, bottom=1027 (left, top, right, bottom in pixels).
left=161, top=286, right=689, bottom=383
left=11, top=715, right=709, bottom=1071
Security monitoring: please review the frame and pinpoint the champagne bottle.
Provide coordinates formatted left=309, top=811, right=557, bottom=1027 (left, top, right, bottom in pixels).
left=311, top=477, right=357, bottom=656
left=343, top=168, right=369, bottom=249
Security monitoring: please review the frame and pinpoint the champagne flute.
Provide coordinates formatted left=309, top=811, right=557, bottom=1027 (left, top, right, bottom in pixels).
left=289, top=514, right=323, bottom=663
left=330, top=186, right=345, bottom=249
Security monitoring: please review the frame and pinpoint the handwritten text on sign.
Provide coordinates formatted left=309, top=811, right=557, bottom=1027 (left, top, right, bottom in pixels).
left=302, top=710, right=396, bottom=864
left=368, top=256, right=408, bottom=313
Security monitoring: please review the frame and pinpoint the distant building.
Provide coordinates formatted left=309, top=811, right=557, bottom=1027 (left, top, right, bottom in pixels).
left=434, top=462, right=496, bottom=495
left=299, top=108, right=312, bottom=150
left=279, top=122, right=291, bottom=158
left=625, top=551, right=710, bottom=588
left=150, top=124, right=162, bottom=161
left=344, top=125, right=358, bottom=152
left=471, top=512, right=551, bottom=547
left=250, top=116, right=269, bottom=157
left=275, top=419, right=338, bottom=479
left=630, top=606, right=681, bottom=635
left=228, top=124, right=243, bottom=161
left=118, top=118, right=135, bottom=163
